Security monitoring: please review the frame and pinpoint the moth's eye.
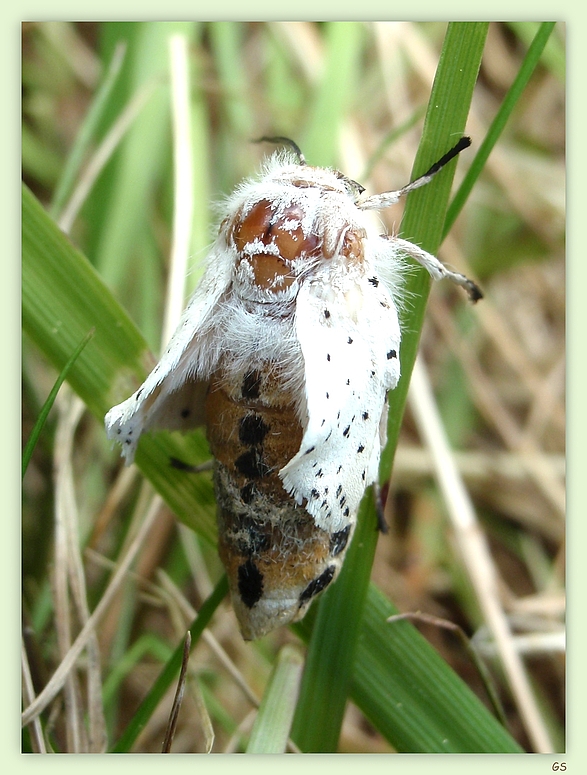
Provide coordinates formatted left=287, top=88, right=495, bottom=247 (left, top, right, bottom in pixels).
left=340, top=228, right=366, bottom=264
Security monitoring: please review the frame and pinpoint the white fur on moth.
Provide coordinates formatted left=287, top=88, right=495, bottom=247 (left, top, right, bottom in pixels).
left=105, top=137, right=481, bottom=640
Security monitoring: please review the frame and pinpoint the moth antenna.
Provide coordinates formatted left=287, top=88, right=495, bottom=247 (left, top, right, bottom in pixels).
left=253, top=136, right=306, bottom=165
left=358, top=136, right=471, bottom=210
left=401, top=135, right=471, bottom=195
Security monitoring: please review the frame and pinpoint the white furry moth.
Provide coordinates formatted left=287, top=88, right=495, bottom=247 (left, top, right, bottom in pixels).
left=105, top=137, right=481, bottom=640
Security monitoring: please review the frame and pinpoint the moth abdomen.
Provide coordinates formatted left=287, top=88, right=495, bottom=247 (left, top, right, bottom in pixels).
left=205, top=367, right=351, bottom=639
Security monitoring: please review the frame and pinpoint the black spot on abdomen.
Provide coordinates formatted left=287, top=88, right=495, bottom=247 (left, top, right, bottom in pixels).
left=233, top=513, right=271, bottom=555
left=241, top=370, right=262, bottom=400
left=239, top=413, right=270, bottom=446
left=238, top=559, right=264, bottom=608
left=299, top=565, right=336, bottom=605
left=240, top=482, right=257, bottom=504
left=234, top=449, right=272, bottom=479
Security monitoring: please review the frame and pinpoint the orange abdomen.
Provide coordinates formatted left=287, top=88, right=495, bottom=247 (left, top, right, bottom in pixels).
left=205, top=365, right=350, bottom=639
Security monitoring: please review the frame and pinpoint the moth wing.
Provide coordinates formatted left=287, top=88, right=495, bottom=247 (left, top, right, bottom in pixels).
left=280, top=272, right=401, bottom=533
left=105, top=244, right=231, bottom=463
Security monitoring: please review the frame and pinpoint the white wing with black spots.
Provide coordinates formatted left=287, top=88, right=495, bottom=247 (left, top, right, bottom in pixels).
left=280, top=267, right=401, bottom=533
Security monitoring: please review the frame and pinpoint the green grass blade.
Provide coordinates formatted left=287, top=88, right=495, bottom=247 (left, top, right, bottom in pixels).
left=110, top=574, right=228, bottom=753
left=187, top=26, right=213, bottom=291
left=49, top=42, right=127, bottom=219
left=350, top=585, right=523, bottom=752
left=380, top=21, right=489, bottom=477
left=208, top=22, right=255, bottom=188
left=90, top=23, right=196, bottom=292
left=301, top=21, right=365, bottom=167
left=22, top=122, right=62, bottom=188
left=444, top=22, right=557, bottom=236
left=507, top=21, right=564, bottom=81
left=22, top=328, right=94, bottom=479
left=22, top=183, right=145, bottom=416
left=246, top=645, right=304, bottom=753
left=291, top=494, right=379, bottom=751
left=208, top=22, right=254, bottom=139
left=292, top=580, right=522, bottom=752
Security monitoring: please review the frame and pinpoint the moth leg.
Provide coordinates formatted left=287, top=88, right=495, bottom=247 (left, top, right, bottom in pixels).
left=388, top=236, right=483, bottom=302
left=373, top=481, right=388, bottom=534
left=170, top=457, right=214, bottom=474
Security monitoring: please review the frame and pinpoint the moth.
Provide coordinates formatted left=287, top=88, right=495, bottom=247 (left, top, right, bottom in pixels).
left=105, top=136, right=481, bottom=640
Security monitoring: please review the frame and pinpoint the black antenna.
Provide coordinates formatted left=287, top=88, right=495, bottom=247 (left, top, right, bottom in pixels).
left=359, top=136, right=472, bottom=211
left=419, top=136, right=471, bottom=180
left=253, top=136, right=306, bottom=165
left=402, top=136, right=471, bottom=195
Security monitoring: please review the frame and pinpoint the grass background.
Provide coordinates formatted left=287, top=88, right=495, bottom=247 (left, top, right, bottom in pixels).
left=22, top=21, right=564, bottom=754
